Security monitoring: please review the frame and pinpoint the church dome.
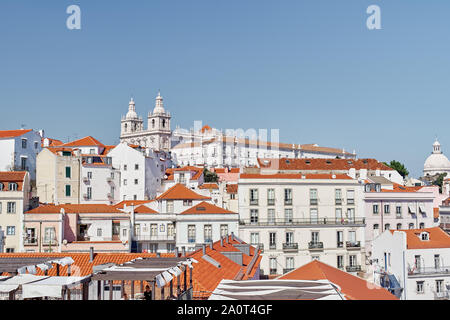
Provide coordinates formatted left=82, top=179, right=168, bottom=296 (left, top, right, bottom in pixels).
left=126, top=98, right=138, bottom=119
left=423, top=139, right=450, bottom=174
left=152, top=91, right=165, bottom=114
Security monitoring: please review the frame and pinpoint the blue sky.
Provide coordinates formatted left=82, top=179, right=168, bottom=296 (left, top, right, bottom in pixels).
left=0, top=0, right=449, bottom=177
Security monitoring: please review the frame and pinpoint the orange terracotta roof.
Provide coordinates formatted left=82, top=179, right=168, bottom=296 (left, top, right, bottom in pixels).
left=389, top=227, right=450, bottom=249
left=434, top=208, right=440, bottom=219
left=0, top=252, right=174, bottom=277
left=46, top=147, right=79, bottom=156
left=380, top=183, right=424, bottom=193
left=239, top=173, right=353, bottom=180
left=165, top=166, right=204, bottom=181
left=41, top=138, right=64, bottom=147
left=279, top=260, right=397, bottom=300
left=0, top=129, right=32, bottom=139
left=101, top=145, right=117, bottom=155
left=0, top=171, right=27, bottom=191
left=26, top=204, right=124, bottom=214
left=258, top=158, right=392, bottom=171
left=62, top=136, right=105, bottom=147
left=134, top=205, right=158, bottom=214
left=156, top=184, right=211, bottom=200
left=200, top=125, right=212, bottom=133
left=198, top=183, right=219, bottom=190
left=226, top=184, right=238, bottom=194
left=180, top=201, right=236, bottom=215
left=114, top=200, right=154, bottom=209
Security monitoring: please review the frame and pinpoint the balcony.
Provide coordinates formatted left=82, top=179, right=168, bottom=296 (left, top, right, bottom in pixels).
left=283, top=268, right=295, bottom=274
left=254, top=243, right=264, bottom=252
left=346, top=241, right=361, bottom=250
left=434, top=291, right=450, bottom=300
left=337, top=241, right=344, bottom=248
left=269, top=243, right=276, bottom=250
left=408, top=266, right=450, bottom=276
left=308, top=241, right=324, bottom=251
left=42, top=238, right=58, bottom=246
left=284, top=199, right=292, bottom=206
left=335, top=199, right=342, bottom=205
left=347, top=199, right=355, bottom=205
left=346, top=265, right=362, bottom=273
left=24, top=237, right=38, bottom=246
left=282, top=243, right=298, bottom=252
left=239, top=218, right=365, bottom=227
left=310, top=199, right=318, bottom=206
left=249, top=200, right=259, bottom=206
left=133, top=235, right=176, bottom=242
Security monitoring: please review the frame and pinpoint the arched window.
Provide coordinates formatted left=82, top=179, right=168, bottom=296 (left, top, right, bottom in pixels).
left=124, top=123, right=128, bottom=132
left=373, top=224, right=379, bottom=230
left=162, top=119, right=166, bottom=128
left=384, top=223, right=390, bottom=231
left=152, top=119, right=155, bottom=128
left=419, top=222, right=425, bottom=229
left=397, top=223, right=402, bottom=230
left=409, top=223, right=414, bottom=229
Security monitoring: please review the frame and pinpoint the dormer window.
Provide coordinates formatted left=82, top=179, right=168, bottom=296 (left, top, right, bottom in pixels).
left=9, top=183, right=18, bottom=191
left=420, top=232, right=429, bottom=241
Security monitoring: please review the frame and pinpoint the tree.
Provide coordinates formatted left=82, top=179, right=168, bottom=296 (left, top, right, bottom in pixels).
left=432, top=173, right=448, bottom=193
left=383, top=160, right=409, bottom=179
left=203, top=168, right=219, bottom=183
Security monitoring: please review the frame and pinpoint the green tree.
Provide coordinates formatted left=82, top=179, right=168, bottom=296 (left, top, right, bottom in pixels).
left=383, top=160, right=409, bottom=179
left=203, top=168, right=219, bottom=183
left=433, top=172, right=448, bottom=193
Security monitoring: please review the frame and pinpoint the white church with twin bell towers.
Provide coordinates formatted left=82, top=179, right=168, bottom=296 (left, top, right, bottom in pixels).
left=120, top=91, right=172, bottom=152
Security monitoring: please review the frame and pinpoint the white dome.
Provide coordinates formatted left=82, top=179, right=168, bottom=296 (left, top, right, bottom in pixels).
left=424, top=153, right=450, bottom=170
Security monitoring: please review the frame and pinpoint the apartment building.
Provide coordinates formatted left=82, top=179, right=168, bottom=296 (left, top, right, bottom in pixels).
left=373, top=227, right=450, bottom=300
left=237, top=173, right=366, bottom=278
left=23, top=204, right=131, bottom=253
left=0, top=171, right=31, bottom=252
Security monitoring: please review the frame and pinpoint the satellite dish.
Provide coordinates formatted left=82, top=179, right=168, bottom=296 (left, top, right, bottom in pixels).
left=62, top=239, right=68, bottom=245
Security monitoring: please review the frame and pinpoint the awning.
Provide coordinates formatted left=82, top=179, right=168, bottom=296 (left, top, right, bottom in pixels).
left=418, top=203, right=425, bottom=213
left=0, top=274, right=49, bottom=293
left=21, top=276, right=90, bottom=299
left=408, top=204, right=416, bottom=214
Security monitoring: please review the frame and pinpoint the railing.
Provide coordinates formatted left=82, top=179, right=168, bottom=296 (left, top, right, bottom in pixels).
left=254, top=243, right=264, bottom=252
left=282, top=243, right=298, bottom=252
left=269, top=244, right=276, bottom=250
left=335, top=199, right=342, bottom=205
left=133, top=234, right=176, bottom=242
left=308, top=242, right=323, bottom=250
left=346, top=241, right=361, bottom=249
left=310, top=199, right=318, bottom=205
left=347, top=199, right=355, bottom=205
left=283, top=268, right=295, bottom=274
left=284, top=199, right=292, bottom=206
left=346, top=265, right=362, bottom=272
left=408, top=266, right=450, bottom=276
left=42, top=238, right=58, bottom=245
left=239, top=218, right=365, bottom=226
left=337, top=241, right=344, bottom=248
left=249, top=200, right=258, bottom=205
left=267, top=199, right=275, bottom=206
left=434, top=291, right=450, bottom=300
left=24, top=237, right=38, bottom=245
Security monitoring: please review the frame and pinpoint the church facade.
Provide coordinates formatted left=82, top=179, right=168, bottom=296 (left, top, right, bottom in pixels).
left=119, top=92, right=172, bottom=152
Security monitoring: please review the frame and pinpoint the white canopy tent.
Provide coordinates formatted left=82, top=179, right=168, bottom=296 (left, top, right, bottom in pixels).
left=22, top=276, right=90, bottom=299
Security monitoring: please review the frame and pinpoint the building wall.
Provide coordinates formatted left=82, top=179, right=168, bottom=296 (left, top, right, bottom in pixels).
left=80, top=165, right=121, bottom=204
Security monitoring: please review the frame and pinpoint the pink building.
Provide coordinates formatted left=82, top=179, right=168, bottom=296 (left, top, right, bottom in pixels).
left=23, top=204, right=130, bottom=253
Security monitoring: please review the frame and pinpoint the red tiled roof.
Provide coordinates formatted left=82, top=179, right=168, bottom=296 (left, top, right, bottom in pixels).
left=226, top=184, right=238, bottom=194
left=198, top=183, right=219, bottom=190
left=257, top=158, right=392, bottom=171
left=200, top=125, right=212, bottom=133
left=380, top=183, right=424, bottom=193
left=156, top=184, right=211, bottom=200
left=62, top=136, right=105, bottom=147
left=114, top=200, right=153, bottom=209
left=26, top=204, right=124, bottom=214
left=390, top=227, right=450, bottom=249
left=180, top=201, right=236, bottom=215
left=46, top=147, right=78, bottom=156
left=0, top=129, right=32, bottom=139
left=41, top=138, right=64, bottom=147
left=134, top=205, right=158, bottom=214
left=0, top=171, right=27, bottom=191
left=239, top=173, right=353, bottom=180
left=279, top=260, right=397, bottom=300
left=165, top=166, right=203, bottom=181
left=434, top=208, right=440, bottom=219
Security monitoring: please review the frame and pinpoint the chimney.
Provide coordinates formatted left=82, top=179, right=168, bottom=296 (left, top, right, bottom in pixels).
left=231, top=232, right=235, bottom=241
left=220, top=237, right=223, bottom=247
left=89, top=247, right=94, bottom=262
left=202, top=244, right=206, bottom=255
left=209, top=242, right=213, bottom=250
left=174, top=247, right=179, bottom=257
left=182, top=246, right=186, bottom=257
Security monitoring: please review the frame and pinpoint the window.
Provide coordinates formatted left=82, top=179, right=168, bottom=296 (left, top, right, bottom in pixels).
left=250, top=232, right=259, bottom=245
left=373, top=224, right=379, bottom=230
left=269, top=232, right=276, bottom=249
left=285, top=232, right=294, bottom=245
left=284, top=189, right=292, bottom=205
left=34, top=141, right=39, bottom=149
left=65, top=185, right=71, bottom=197
left=22, top=139, right=27, bottom=149
left=87, top=187, right=92, bottom=200
left=123, top=179, right=127, bottom=186
left=133, top=195, right=137, bottom=200
left=286, top=257, right=294, bottom=270
left=6, top=226, right=15, bottom=235
left=384, top=204, right=390, bottom=214
left=337, top=231, right=344, bottom=248
left=396, top=205, right=402, bottom=217
left=7, top=202, right=16, bottom=214
left=0, top=202, right=2, bottom=213
left=166, top=200, right=174, bottom=213
left=0, top=183, right=3, bottom=191
left=150, top=224, right=158, bottom=236
left=419, top=222, right=425, bottom=229
left=310, top=208, right=318, bottom=224
left=134, top=179, right=138, bottom=185
left=21, top=157, right=27, bottom=170
left=335, top=189, right=342, bottom=205
left=409, top=223, right=414, bottom=229
left=347, top=208, right=355, bottom=223
left=135, top=164, right=139, bottom=170
left=421, top=232, right=429, bottom=240
left=123, top=165, right=127, bottom=171
left=311, top=231, right=319, bottom=244
left=415, top=255, right=421, bottom=270
left=249, top=189, right=258, bottom=205
left=416, top=281, right=424, bottom=294
left=335, top=208, right=342, bottom=223
left=347, top=190, right=355, bottom=205
left=87, top=171, right=92, bottom=179
left=396, top=223, right=402, bottom=230
left=268, top=209, right=275, bottom=224
left=267, top=188, right=275, bottom=205
left=183, top=200, right=192, bottom=206
left=230, top=193, right=236, bottom=200
left=89, top=149, right=95, bottom=154
left=187, top=225, right=196, bottom=243
left=6, top=248, right=14, bottom=253
left=384, top=223, right=390, bottom=231
left=285, top=208, right=293, bottom=223
left=337, top=255, right=344, bottom=269
left=310, top=189, right=318, bottom=205
left=250, top=209, right=259, bottom=224
left=122, top=228, right=127, bottom=237
left=348, top=231, right=356, bottom=244
left=435, top=255, right=441, bottom=269
left=168, top=224, right=175, bottom=237
left=436, top=280, right=444, bottom=293
left=349, top=255, right=357, bottom=267
left=97, top=228, right=102, bottom=236
left=44, top=227, right=56, bottom=243
left=220, top=224, right=228, bottom=237
left=204, top=225, right=212, bottom=243
left=65, top=166, right=71, bottom=178
left=9, top=183, right=18, bottom=191
left=373, top=204, right=379, bottom=214
left=270, top=258, right=277, bottom=275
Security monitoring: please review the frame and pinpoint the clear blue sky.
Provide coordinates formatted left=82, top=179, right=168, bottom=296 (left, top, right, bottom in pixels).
left=1, top=0, right=449, bottom=177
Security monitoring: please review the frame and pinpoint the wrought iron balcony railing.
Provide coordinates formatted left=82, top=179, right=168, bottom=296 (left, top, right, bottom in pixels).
left=239, top=218, right=365, bottom=226
left=308, top=241, right=324, bottom=250
left=282, top=243, right=298, bottom=252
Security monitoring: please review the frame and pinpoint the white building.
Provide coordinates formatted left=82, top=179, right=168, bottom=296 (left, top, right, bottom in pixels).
left=107, top=143, right=170, bottom=201
left=126, top=183, right=238, bottom=254
left=423, top=139, right=450, bottom=177
left=237, top=173, right=366, bottom=278
left=162, top=166, right=204, bottom=191
left=119, top=92, right=172, bottom=152
left=372, top=227, right=450, bottom=300
left=0, top=129, right=43, bottom=182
